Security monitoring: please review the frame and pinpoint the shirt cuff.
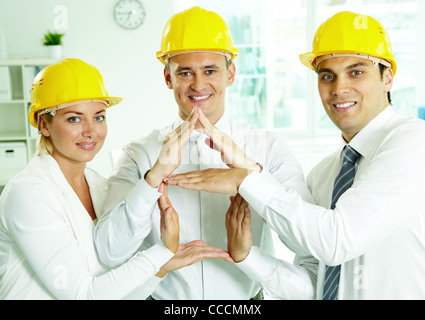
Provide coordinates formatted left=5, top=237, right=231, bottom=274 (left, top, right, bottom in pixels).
left=124, top=245, right=173, bottom=300
left=236, top=246, right=277, bottom=282
left=137, top=243, right=174, bottom=271
left=123, top=276, right=163, bottom=300
left=239, top=171, right=282, bottom=215
left=125, top=176, right=161, bottom=212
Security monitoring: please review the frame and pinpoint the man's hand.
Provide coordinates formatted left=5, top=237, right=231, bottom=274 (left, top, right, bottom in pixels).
left=225, top=194, right=252, bottom=263
left=156, top=240, right=234, bottom=278
left=146, top=108, right=199, bottom=188
left=165, top=167, right=251, bottom=194
left=196, top=108, right=261, bottom=172
left=158, top=183, right=179, bottom=254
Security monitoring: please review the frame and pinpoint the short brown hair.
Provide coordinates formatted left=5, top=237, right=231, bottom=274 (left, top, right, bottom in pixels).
left=379, top=64, right=392, bottom=105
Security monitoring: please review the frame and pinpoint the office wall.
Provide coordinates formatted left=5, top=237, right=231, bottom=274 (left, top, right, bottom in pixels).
left=0, top=0, right=177, bottom=176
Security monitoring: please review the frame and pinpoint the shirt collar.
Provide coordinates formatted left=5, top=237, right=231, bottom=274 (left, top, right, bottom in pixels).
left=41, top=154, right=105, bottom=191
left=339, top=106, right=395, bottom=159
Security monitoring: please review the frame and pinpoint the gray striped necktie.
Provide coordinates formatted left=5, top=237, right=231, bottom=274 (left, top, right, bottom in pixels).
left=323, top=145, right=360, bottom=300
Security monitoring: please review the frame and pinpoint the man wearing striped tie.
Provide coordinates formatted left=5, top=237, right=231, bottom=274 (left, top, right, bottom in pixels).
left=167, top=11, right=425, bottom=299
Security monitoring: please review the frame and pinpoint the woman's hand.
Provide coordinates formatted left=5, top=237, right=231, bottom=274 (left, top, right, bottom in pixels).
left=156, top=240, right=234, bottom=278
left=158, top=183, right=179, bottom=254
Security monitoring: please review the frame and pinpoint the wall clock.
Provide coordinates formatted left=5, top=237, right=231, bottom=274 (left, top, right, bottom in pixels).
left=114, top=0, right=146, bottom=30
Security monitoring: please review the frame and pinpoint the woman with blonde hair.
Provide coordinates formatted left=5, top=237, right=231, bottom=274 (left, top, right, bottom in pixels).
left=0, top=58, right=230, bottom=299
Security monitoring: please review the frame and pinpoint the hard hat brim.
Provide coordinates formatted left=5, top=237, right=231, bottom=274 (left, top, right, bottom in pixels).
left=156, top=49, right=239, bottom=65
left=299, top=52, right=317, bottom=71
left=29, top=96, right=123, bottom=128
left=299, top=50, right=397, bottom=75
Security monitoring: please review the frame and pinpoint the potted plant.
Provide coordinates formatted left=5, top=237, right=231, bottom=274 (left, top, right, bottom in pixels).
left=43, top=31, right=64, bottom=59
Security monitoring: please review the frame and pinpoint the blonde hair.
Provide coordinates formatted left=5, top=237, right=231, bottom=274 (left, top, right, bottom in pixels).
left=35, top=114, right=53, bottom=156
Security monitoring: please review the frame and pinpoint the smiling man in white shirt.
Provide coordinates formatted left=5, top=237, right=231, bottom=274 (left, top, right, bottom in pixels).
left=93, top=6, right=312, bottom=300
left=168, top=11, right=425, bottom=300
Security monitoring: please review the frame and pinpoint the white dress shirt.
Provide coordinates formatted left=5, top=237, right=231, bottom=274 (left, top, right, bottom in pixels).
left=94, top=113, right=313, bottom=300
left=0, top=155, right=173, bottom=300
left=237, top=107, right=425, bottom=299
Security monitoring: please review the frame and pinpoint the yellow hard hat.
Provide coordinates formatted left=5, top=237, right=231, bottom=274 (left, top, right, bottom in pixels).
left=29, top=58, right=122, bottom=128
left=299, top=11, right=397, bottom=75
left=156, top=6, right=239, bottom=64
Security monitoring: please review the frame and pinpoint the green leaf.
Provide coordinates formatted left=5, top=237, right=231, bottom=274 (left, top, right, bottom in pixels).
left=43, top=31, right=64, bottom=46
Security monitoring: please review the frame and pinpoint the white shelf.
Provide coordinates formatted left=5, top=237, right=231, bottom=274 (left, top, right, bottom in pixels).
left=0, top=59, right=54, bottom=188
left=0, top=99, right=25, bottom=104
left=0, top=58, right=56, bottom=66
left=0, top=133, right=28, bottom=140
